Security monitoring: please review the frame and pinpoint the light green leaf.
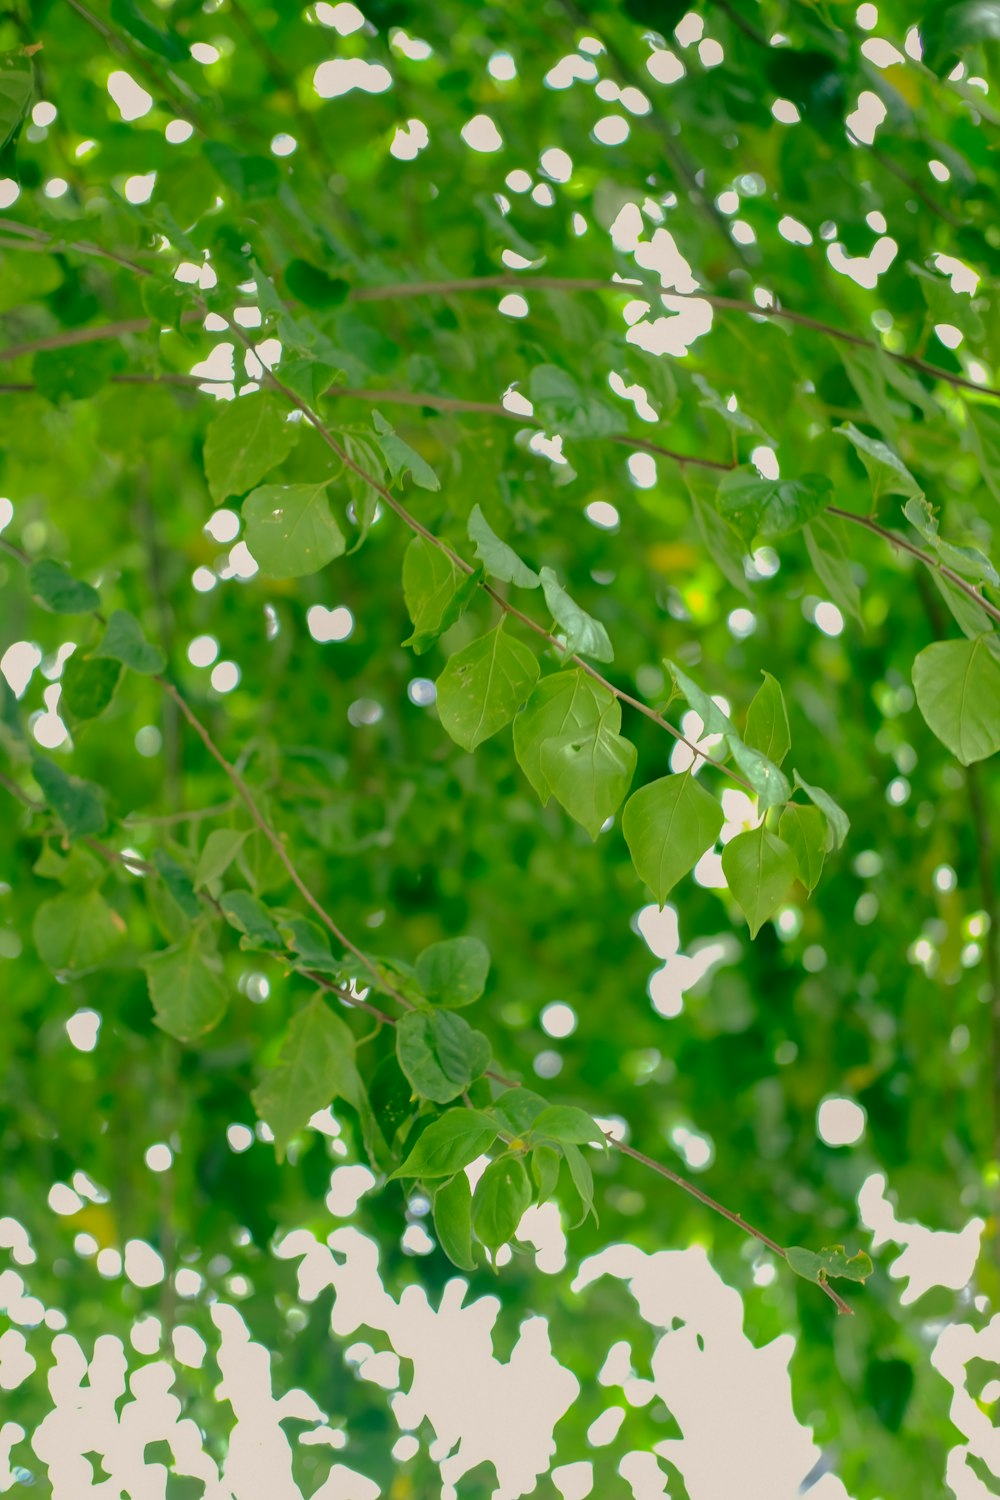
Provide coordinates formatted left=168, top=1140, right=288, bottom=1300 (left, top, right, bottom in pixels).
left=930, top=570, right=996, bottom=640
left=415, top=936, right=490, bottom=1008
left=252, top=997, right=365, bottom=1161
left=472, top=1156, right=531, bottom=1250
left=0, top=48, right=32, bottom=153
left=786, top=1244, right=874, bottom=1286
left=804, top=518, right=863, bottom=625
left=513, top=670, right=611, bottom=803
left=912, top=635, right=1000, bottom=765
left=467, top=504, right=539, bottom=588
left=219, top=890, right=283, bottom=949
left=32, top=757, right=108, bottom=839
left=401, top=536, right=480, bottom=655
left=778, top=804, right=827, bottom=892
left=195, top=829, right=249, bottom=890
left=715, top=469, right=832, bottom=546
left=396, top=1009, right=492, bottom=1103
left=94, top=610, right=166, bottom=675
left=531, top=1145, right=561, bottom=1204
left=372, top=409, right=440, bottom=490
left=529, top=1105, right=605, bottom=1147
left=792, top=771, right=850, bottom=849
left=539, top=567, right=614, bottom=662
left=243, top=481, right=346, bottom=578
left=721, top=824, right=798, bottom=938
left=492, top=1087, right=549, bottom=1137
left=143, top=929, right=229, bottom=1041
left=432, top=1173, right=477, bottom=1270
left=391, top=1109, right=497, bottom=1179
left=622, top=770, right=724, bottom=905
left=59, top=655, right=121, bottom=722
left=540, top=702, right=636, bottom=839
left=837, top=423, right=923, bottom=504
left=744, top=672, right=790, bottom=767
left=902, top=496, right=999, bottom=588
left=28, top=559, right=100, bottom=615
left=436, top=623, right=539, bottom=752
left=203, top=394, right=297, bottom=504
left=33, top=888, right=124, bottom=973
left=562, top=1142, right=597, bottom=1226
left=666, top=660, right=790, bottom=809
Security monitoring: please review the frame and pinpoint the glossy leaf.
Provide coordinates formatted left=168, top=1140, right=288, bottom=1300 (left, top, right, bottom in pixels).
left=744, top=673, right=791, bottom=767
left=779, top=804, right=827, bottom=893
left=472, top=1156, right=531, bottom=1250
left=530, top=1105, right=605, bottom=1147
left=432, top=1173, right=477, bottom=1270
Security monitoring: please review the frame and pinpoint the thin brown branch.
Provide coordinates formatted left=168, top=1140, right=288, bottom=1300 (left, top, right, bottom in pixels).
left=828, top=505, right=1000, bottom=626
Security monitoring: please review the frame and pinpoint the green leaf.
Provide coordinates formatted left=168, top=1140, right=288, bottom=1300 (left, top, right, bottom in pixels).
left=390, top=1108, right=497, bottom=1178
left=804, top=518, right=863, bottom=625
left=531, top=1145, right=561, bottom=1204
left=243, top=481, right=346, bottom=578
left=109, top=0, right=188, bottom=61
left=204, top=141, right=280, bottom=201
left=721, top=824, right=798, bottom=938
left=540, top=701, right=636, bottom=839
left=744, top=672, right=791, bottom=767
left=530, top=1105, right=605, bottom=1147
left=32, top=757, right=108, bottom=839
left=562, top=1142, right=597, bottom=1226
left=912, top=635, right=1000, bottom=765
left=902, top=496, right=999, bottom=588
left=778, top=804, right=827, bottom=893
left=33, top=345, right=114, bottom=405
left=792, top=771, right=850, bottom=849
left=513, top=670, right=611, bottom=803
left=0, top=48, right=33, bottom=154
left=836, top=424, right=923, bottom=504
left=219, top=890, right=284, bottom=949
left=966, top=405, right=1000, bottom=507
left=492, top=1088, right=549, bottom=1137
left=28, top=559, right=100, bottom=615
left=415, top=935, right=491, bottom=1008
left=715, top=469, right=832, bottom=547
left=622, top=770, right=724, bottom=905
left=251, top=996, right=364, bottom=1160
left=33, top=888, right=124, bottom=973
left=396, top=1009, right=492, bottom=1103
left=432, top=1173, right=477, bottom=1270
left=467, top=504, right=540, bottom=588
left=372, top=410, right=439, bottom=491
left=539, top=567, right=614, bottom=662
left=285, top=258, right=351, bottom=309
left=93, top=610, right=166, bottom=675
left=921, top=1, right=1000, bottom=71
left=401, top=536, right=480, bottom=654
left=786, top=1245, right=874, bottom=1286
left=152, top=851, right=201, bottom=922
left=195, top=829, right=249, bottom=889
left=436, top=623, right=540, bottom=752
left=143, top=929, right=229, bottom=1041
left=666, top=660, right=790, bottom=810
left=528, top=364, right=620, bottom=438
left=203, top=394, right=298, bottom=504
left=59, top=654, right=121, bottom=722
left=472, top=1156, right=531, bottom=1250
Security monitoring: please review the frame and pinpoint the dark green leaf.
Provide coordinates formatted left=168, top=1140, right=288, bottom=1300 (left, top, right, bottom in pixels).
left=715, top=469, right=832, bottom=546
left=778, top=804, right=827, bottom=893
left=285, top=259, right=351, bottom=309
left=32, top=757, right=108, bottom=839
left=94, top=610, right=166, bottom=675
left=252, top=997, right=365, bottom=1160
left=59, top=654, right=121, bottom=721
left=28, top=559, right=100, bottom=615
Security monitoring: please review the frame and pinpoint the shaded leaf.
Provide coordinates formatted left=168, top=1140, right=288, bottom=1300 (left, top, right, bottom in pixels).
left=32, top=757, right=107, bottom=839
left=33, top=888, right=124, bottom=973
left=401, top=536, right=480, bottom=654
left=94, top=610, right=166, bottom=675
left=372, top=409, right=439, bottom=490
left=396, top=1009, right=492, bottom=1103
left=252, top=997, right=365, bottom=1161
left=203, top=394, right=297, bottom=504
left=143, top=929, right=229, bottom=1041
left=28, top=559, right=100, bottom=615
left=472, top=1156, right=531, bottom=1250
left=779, top=804, right=827, bottom=892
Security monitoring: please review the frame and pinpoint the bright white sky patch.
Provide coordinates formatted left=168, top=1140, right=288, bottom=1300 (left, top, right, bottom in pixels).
left=390, top=118, right=429, bottom=160
left=646, top=48, right=685, bottom=85
left=314, top=58, right=392, bottom=99
left=307, top=604, right=354, bottom=642
left=315, top=1, right=365, bottom=32
left=817, top=1097, right=865, bottom=1146
left=846, top=89, right=887, bottom=144
left=107, top=70, right=152, bottom=121
left=461, top=114, right=503, bottom=152
left=827, top=235, right=897, bottom=289
left=593, top=115, right=629, bottom=146
left=778, top=214, right=812, bottom=245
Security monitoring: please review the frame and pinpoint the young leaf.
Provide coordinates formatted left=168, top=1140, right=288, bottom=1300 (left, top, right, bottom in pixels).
left=143, top=929, right=229, bottom=1041
left=32, top=757, right=108, bottom=839
left=836, top=423, right=923, bottom=504
left=195, top=829, right=249, bottom=890
left=666, top=660, right=790, bottom=809
left=531, top=1145, right=561, bottom=1204
left=203, top=394, right=297, bottom=504
left=778, top=804, right=827, bottom=892
left=435, top=623, right=539, bottom=752
left=372, top=410, right=440, bottom=491
left=513, top=670, right=611, bottom=804
left=415, top=935, right=490, bottom=1008
left=251, top=996, right=364, bottom=1160
left=401, top=536, right=480, bottom=655
left=59, top=654, right=121, bottom=722
left=786, top=1245, right=874, bottom=1286
left=792, top=771, right=850, bottom=849
left=715, top=469, right=832, bottom=546
left=540, top=702, right=637, bottom=839
left=902, top=496, right=999, bottom=587
left=390, top=1108, right=497, bottom=1178
left=28, top=559, right=100, bottom=615
left=492, top=1087, right=549, bottom=1137
left=220, top=890, right=284, bottom=949
left=242, top=481, right=346, bottom=578
left=33, top=888, right=125, bottom=974
left=721, top=824, right=797, bottom=938
left=432, top=1173, right=477, bottom=1270
left=467, top=504, right=540, bottom=588
left=539, top=567, right=614, bottom=662
left=472, top=1156, right=531, bottom=1250
left=396, top=1009, right=492, bottom=1102
left=529, top=1105, right=605, bottom=1147
left=804, top=518, right=863, bottom=625
left=622, top=770, right=723, bottom=905
left=94, top=610, right=166, bottom=675
left=744, top=672, right=790, bottom=767
left=912, top=636, right=1000, bottom=765
left=562, top=1142, right=597, bottom=1226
